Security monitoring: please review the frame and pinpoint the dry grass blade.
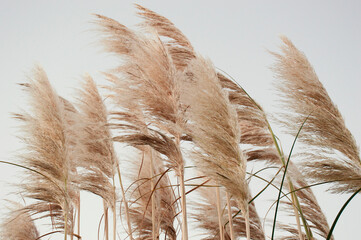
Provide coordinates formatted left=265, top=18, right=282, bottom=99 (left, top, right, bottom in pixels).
left=1, top=203, right=39, bottom=240
left=14, top=66, right=76, bottom=236
left=272, top=36, right=361, bottom=193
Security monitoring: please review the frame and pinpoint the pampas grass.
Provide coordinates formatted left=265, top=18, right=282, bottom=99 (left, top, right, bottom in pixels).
left=1, top=5, right=360, bottom=240
left=272, top=36, right=361, bottom=194
left=1, top=203, right=39, bottom=240
left=12, top=66, right=77, bottom=240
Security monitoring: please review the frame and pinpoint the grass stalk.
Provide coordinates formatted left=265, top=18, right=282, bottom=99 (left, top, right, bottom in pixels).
left=64, top=203, right=68, bottom=240
left=64, top=177, right=69, bottom=240
left=179, top=169, right=189, bottom=240
left=221, top=72, right=312, bottom=239
left=103, top=200, right=109, bottom=240
left=150, top=149, right=157, bottom=240
left=113, top=198, right=116, bottom=240
left=77, top=198, right=80, bottom=238
left=113, top=180, right=116, bottom=240
left=215, top=186, right=225, bottom=240
left=226, top=192, right=234, bottom=240
left=116, top=164, right=134, bottom=240
left=290, top=192, right=304, bottom=240
left=326, top=187, right=361, bottom=240
left=245, top=207, right=251, bottom=240
left=270, top=115, right=313, bottom=239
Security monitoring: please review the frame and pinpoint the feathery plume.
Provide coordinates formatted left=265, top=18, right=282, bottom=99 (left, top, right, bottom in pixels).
left=75, top=75, right=116, bottom=207
left=1, top=204, right=39, bottom=240
left=135, top=4, right=195, bottom=70
left=14, top=66, right=76, bottom=236
left=272, top=36, right=361, bottom=193
left=96, top=13, right=188, bottom=239
left=182, top=56, right=250, bottom=234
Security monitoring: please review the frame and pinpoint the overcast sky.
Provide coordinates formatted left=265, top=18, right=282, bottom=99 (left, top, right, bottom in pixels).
left=1, top=1, right=360, bottom=239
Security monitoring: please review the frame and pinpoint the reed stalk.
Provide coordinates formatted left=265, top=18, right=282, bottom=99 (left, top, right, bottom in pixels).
left=117, top=165, right=134, bottom=240
left=179, top=169, right=189, bottom=240
left=150, top=149, right=157, bottom=240
left=215, top=187, right=225, bottom=240
left=103, top=201, right=109, bottom=240
left=226, top=192, right=235, bottom=240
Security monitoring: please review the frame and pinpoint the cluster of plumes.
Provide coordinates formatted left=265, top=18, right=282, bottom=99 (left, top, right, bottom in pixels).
left=3, top=4, right=360, bottom=240
left=126, top=149, right=177, bottom=240
left=96, top=13, right=187, bottom=174
left=96, top=5, right=254, bottom=239
left=192, top=185, right=265, bottom=240
left=217, top=43, right=332, bottom=239
left=272, top=36, right=361, bottom=193
left=4, top=68, right=119, bottom=237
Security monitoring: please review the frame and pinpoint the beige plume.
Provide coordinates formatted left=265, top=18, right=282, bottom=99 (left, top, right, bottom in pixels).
left=182, top=56, right=250, bottom=236
left=272, top=36, right=361, bottom=193
left=14, top=66, right=76, bottom=236
left=1, top=203, right=39, bottom=240
left=135, top=4, right=195, bottom=70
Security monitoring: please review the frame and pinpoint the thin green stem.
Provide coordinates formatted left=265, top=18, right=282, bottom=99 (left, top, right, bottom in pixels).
left=326, top=187, right=361, bottom=240
left=271, top=114, right=312, bottom=240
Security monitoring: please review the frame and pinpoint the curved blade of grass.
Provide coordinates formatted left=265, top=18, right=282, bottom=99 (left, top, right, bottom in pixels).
left=247, top=166, right=280, bottom=181
left=271, top=114, right=312, bottom=240
left=326, top=187, right=361, bottom=240
left=249, top=166, right=283, bottom=204
left=0, top=160, right=64, bottom=195
left=263, top=177, right=361, bottom=232
left=224, top=169, right=292, bottom=228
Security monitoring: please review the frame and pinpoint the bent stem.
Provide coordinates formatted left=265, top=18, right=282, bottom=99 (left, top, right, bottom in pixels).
left=326, top=187, right=361, bottom=240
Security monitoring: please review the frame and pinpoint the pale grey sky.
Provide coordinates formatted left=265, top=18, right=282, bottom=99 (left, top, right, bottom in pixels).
left=1, top=1, right=360, bottom=239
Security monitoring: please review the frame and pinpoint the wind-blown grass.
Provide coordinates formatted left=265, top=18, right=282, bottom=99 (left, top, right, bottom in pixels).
left=1, top=5, right=359, bottom=240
